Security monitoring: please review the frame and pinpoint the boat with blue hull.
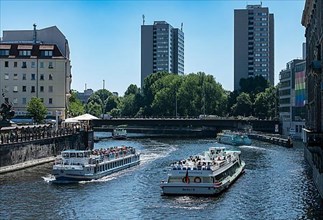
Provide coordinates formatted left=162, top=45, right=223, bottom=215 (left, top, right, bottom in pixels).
left=52, top=146, right=140, bottom=183
left=160, top=146, right=245, bottom=196
left=217, top=131, right=252, bottom=146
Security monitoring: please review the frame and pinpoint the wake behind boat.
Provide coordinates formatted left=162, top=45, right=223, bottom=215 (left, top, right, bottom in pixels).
left=160, top=146, right=245, bottom=196
left=52, top=146, right=140, bottom=183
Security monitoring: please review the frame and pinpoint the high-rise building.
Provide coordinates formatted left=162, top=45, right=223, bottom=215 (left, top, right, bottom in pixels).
left=141, top=21, right=184, bottom=87
left=0, top=25, right=72, bottom=119
left=234, top=4, right=274, bottom=91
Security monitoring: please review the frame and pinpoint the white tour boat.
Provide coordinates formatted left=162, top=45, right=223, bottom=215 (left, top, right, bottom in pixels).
left=160, top=146, right=245, bottom=195
left=112, top=127, right=127, bottom=140
left=52, top=146, right=140, bottom=183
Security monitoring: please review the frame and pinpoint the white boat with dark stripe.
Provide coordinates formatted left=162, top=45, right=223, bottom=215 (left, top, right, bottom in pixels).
left=52, top=146, right=140, bottom=183
left=160, top=146, right=245, bottom=196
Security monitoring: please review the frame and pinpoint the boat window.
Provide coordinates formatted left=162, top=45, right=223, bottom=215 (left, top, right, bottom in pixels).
left=70, top=153, right=76, bottom=158
left=168, top=177, right=182, bottom=183
left=62, top=153, right=69, bottom=158
left=77, top=153, right=83, bottom=158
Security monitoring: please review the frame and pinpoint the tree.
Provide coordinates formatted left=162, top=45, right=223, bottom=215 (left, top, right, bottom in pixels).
left=239, top=75, right=270, bottom=95
left=86, top=89, right=113, bottom=117
left=68, top=90, right=85, bottom=117
left=254, top=86, right=278, bottom=119
left=27, top=97, right=47, bottom=123
left=231, top=92, right=253, bottom=117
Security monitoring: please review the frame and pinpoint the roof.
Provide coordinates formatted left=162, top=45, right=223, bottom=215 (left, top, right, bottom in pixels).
left=69, top=114, right=99, bottom=121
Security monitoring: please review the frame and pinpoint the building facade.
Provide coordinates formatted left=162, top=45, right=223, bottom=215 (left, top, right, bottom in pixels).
left=141, top=21, right=184, bottom=87
left=279, top=59, right=306, bottom=139
left=302, top=0, right=323, bottom=199
left=0, top=25, right=71, bottom=119
left=234, top=4, right=274, bottom=91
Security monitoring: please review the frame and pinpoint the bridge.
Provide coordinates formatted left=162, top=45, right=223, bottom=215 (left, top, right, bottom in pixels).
left=91, top=117, right=280, bottom=137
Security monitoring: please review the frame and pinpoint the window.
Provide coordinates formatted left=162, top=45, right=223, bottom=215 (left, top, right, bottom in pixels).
left=40, top=98, right=44, bottom=103
left=13, top=98, right=18, bottom=104
left=14, top=62, right=17, bottom=67
left=22, top=62, right=27, bottom=68
left=4, top=86, right=9, bottom=92
left=40, top=74, right=44, bottom=80
left=22, top=86, right=27, bottom=92
left=48, top=62, right=53, bottom=69
left=5, top=61, right=9, bottom=67
left=23, top=74, right=26, bottom=80
left=22, top=98, right=27, bottom=105
left=19, top=50, right=31, bottom=56
left=48, top=86, right=53, bottom=93
left=31, top=74, right=36, bottom=80
left=49, top=98, right=53, bottom=104
left=42, top=50, right=53, bottom=57
left=0, top=50, right=9, bottom=56
left=40, top=62, right=44, bottom=68
left=31, top=86, right=35, bottom=93
left=13, top=74, right=18, bottom=80
left=4, top=73, right=9, bottom=80
left=40, top=86, right=44, bottom=92
left=31, top=62, right=35, bottom=68
left=13, top=86, right=18, bottom=92
left=49, top=74, right=53, bottom=80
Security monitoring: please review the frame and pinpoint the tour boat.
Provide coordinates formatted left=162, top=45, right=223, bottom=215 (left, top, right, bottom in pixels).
left=160, top=146, right=245, bottom=195
left=52, top=146, right=140, bottom=183
left=112, top=128, right=127, bottom=140
left=217, top=130, right=252, bottom=146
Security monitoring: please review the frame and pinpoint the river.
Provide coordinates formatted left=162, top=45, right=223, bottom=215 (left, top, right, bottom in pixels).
left=0, top=135, right=322, bottom=219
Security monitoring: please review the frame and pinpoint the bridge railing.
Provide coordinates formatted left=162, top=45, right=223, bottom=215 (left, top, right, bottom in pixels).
left=0, top=123, right=91, bottom=145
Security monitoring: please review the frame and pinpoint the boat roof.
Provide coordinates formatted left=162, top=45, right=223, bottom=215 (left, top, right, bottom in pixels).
left=62, top=149, right=90, bottom=153
left=209, top=146, right=226, bottom=150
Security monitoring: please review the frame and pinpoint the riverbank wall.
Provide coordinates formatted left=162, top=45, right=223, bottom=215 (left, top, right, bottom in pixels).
left=0, top=125, right=94, bottom=174
left=304, top=144, right=323, bottom=199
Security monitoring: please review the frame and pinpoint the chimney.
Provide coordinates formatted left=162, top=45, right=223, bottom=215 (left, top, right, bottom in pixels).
left=33, top=24, right=37, bottom=44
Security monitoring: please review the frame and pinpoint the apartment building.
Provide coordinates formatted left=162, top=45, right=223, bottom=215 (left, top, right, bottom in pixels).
left=279, top=59, right=306, bottom=139
left=234, top=4, right=274, bottom=91
left=0, top=25, right=71, bottom=119
left=141, top=21, right=184, bottom=87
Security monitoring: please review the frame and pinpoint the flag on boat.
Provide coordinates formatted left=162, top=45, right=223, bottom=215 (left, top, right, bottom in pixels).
left=185, top=168, right=190, bottom=183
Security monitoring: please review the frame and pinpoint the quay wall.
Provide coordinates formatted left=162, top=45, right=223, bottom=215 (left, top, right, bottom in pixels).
left=0, top=125, right=94, bottom=169
left=304, top=145, right=323, bottom=199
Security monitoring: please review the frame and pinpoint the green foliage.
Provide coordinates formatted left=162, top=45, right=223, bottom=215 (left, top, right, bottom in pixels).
left=68, top=90, right=85, bottom=117
left=109, top=108, right=121, bottom=117
left=85, top=102, right=102, bottom=117
left=75, top=72, right=278, bottom=119
left=231, top=92, right=253, bottom=116
left=26, top=97, right=47, bottom=123
left=254, top=86, right=278, bottom=119
left=86, top=89, right=117, bottom=117
left=239, top=75, right=269, bottom=94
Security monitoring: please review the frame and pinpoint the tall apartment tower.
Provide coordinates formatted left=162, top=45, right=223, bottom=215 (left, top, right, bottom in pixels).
left=0, top=25, right=71, bottom=119
left=234, top=4, right=274, bottom=91
left=141, top=21, right=184, bottom=87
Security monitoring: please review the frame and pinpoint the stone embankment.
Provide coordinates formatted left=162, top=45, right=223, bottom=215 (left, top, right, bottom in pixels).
left=0, top=124, right=93, bottom=173
left=248, top=133, right=293, bottom=148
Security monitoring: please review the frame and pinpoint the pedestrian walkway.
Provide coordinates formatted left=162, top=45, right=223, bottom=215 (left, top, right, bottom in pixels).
left=0, top=157, right=55, bottom=174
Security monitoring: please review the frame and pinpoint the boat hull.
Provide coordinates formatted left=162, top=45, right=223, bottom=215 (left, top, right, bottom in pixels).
left=52, top=160, right=140, bottom=184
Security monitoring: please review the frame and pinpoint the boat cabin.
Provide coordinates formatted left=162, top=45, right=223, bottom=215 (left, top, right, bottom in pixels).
left=61, top=150, right=91, bottom=159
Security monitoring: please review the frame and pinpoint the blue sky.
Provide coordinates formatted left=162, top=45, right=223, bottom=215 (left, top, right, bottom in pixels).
left=0, top=0, right=305, bottom=95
